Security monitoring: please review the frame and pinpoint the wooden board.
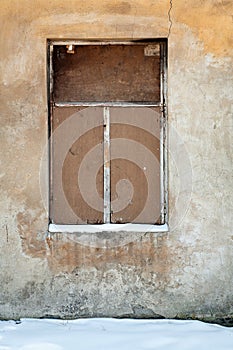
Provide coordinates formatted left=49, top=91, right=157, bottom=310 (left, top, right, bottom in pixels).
left=50, top=106, right=104, bottom=224
left=53, top=44, right=160, bottom=102
left=50, top=43, right=163, bottom=225
left=110, top=107, right=161, bottom=224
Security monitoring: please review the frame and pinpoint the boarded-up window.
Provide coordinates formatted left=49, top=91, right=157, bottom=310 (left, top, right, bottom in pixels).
left=49, top=41, right=167, bottom=225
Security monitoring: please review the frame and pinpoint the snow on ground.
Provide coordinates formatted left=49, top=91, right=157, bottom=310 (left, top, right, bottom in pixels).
left=0, top=318, right=233, bottom=350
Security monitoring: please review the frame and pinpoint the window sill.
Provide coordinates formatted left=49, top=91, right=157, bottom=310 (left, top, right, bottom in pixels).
left=49, top=223, right=169, bottom=233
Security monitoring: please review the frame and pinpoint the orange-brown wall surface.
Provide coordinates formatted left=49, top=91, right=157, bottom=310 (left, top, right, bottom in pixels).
left=0, top=0, right=233, bottom=320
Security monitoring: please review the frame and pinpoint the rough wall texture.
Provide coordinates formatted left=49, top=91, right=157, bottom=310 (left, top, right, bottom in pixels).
left=0, top=0, right=233, bottom=320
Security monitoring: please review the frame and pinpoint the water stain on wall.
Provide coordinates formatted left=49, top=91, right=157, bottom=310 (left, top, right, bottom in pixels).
left=17, top=210, right=171, bottom=281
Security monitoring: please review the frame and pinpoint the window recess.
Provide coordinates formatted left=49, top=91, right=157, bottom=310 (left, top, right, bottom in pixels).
left=48, top=40, right=168, bottom=229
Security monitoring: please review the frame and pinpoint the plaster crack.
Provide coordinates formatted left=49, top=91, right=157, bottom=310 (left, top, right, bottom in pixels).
left=168, top=0, right=173, bottom=38
left=5, top=224, right=9, bottom=243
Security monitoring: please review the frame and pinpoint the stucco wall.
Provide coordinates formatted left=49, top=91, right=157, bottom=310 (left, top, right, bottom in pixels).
left=0, top=0, right=233, bottom=320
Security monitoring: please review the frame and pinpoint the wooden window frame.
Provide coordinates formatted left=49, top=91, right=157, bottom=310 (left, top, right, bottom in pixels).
left=47, top=39, right=168, bottom=232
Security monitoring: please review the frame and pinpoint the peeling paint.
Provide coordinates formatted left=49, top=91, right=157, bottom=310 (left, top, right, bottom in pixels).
left=45, top=233, right=171, bottom=275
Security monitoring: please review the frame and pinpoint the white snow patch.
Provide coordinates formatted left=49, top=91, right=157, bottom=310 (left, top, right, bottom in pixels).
left=0, top=318, right=232, bottom=350
left=19, top=345, right=62, bottom=350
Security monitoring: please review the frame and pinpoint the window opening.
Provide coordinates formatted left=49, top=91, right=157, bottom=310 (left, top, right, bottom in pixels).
left=48, top=40, right=167, bottom=227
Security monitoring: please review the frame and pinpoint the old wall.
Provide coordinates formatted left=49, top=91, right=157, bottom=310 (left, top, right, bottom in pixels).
left=0, top=0, right=233, bottom=320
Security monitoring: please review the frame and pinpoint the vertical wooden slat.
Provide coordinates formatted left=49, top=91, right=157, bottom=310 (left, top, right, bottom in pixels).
left=160, top=41, right=168, bottom=224
left=103, top=107, right=111, bottom=223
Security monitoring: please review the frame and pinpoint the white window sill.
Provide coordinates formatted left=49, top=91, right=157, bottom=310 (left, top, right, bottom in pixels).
left=49, top=223, right=169, bottom=233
